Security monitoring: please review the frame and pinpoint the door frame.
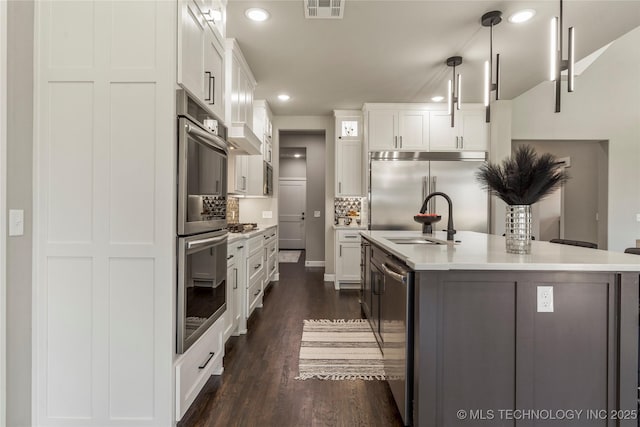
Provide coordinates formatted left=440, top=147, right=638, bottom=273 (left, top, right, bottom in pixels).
left=277, top=177, right=307, bottom=251
left=0, top=0, right=8, bottom=422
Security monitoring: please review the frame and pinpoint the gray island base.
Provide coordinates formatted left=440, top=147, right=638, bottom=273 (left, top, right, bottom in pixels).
left=360, top=231, right=639, bottom=427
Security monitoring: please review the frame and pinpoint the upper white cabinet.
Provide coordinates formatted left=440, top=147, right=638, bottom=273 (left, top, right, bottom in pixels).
left=254, top=100, right=274, bottom=164
left=225, top=39, right=261, bottom=155
left=429, top=108, right=488, bottom=151
left=178, top=0, right=225, bottom=120
left=366, top=108, right=429, bottom=151
left=335, top=111, right=364, bottom=196
left=228, top=153, right=248, bottom=194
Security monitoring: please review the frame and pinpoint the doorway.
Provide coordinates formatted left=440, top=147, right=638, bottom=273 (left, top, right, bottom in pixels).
left=279, top=147, right=307, bottom=250
left=513, top=140, right=609, bottom=249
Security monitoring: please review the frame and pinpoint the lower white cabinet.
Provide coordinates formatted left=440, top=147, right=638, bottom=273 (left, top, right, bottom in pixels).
left=335, top=229, right=362, bottom=289
left=225, top=240, right=245, bottom=341
left=175, top=315, right=224, bottom=421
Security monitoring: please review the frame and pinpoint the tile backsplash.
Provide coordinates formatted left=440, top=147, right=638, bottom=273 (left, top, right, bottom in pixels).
left=334, top=197, right=365, bottom=224
left=227, top=197, right=239, bottom=224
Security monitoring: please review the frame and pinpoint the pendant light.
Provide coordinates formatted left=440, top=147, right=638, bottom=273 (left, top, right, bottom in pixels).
left=446, top=56, right=462, bottom=128
left=481, top=11, right=502, bottom=123
left=550, top=0, right=575, bottom=112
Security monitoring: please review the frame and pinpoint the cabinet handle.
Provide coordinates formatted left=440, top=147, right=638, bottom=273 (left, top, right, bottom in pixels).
left=254, top=264, right=261, bottom=269
left=238, top=246, right=244, bottom=249
left=204, top=72, right=212, bottom=101
left=345, top=235, right=358, bottom=239
left=198, top=352, right=215, bottom=369
left=210, top=75, right=215, bottom=105
left=271, top=265, right=276, bottom=272
left=254, top=290, right=260, bottom=296
left=339, top=244, right=342, bottom=257
left=264, top=235, right=269, bottom=239
left=394, top=136, right=397, bottom=148
left=271, top=248, right=276, bottom=253
left=460, top=136, right=463, bottom=149
left=227, top=254, right=234, bottom=260
left=339, top=182, right=342, bottom=193
left=455, top=136, right=459, bottom=149
left=234, top=268, right=238, bottom=289
left=399, top=135, right=403, bottom=148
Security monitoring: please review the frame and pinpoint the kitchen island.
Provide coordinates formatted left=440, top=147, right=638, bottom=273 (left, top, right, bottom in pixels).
left=360, top=230, right=639, bottom=427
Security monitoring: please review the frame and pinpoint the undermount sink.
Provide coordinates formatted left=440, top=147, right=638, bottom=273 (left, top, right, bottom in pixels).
left=387, top=237, right=445, bottom=245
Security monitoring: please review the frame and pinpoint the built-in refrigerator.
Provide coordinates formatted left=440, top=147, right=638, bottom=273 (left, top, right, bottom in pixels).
left=369, top=151, right=489, bottom=233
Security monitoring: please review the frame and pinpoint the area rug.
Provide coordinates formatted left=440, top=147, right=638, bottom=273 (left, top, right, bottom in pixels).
left=279, top=250, right=301, bottom=263
left=295, top=319, right=385, bottom=380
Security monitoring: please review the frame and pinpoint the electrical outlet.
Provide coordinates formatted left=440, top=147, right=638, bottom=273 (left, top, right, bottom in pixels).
left=9, top=209, right=24, bottom=236
left=262, top=211, right=273, bottom=219
left=537, top=286, right=554, bottom=312
left=314, top=211, right=321, bottom=218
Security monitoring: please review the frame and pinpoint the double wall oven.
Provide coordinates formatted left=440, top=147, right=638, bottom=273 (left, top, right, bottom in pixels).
left=176, top=90, right=229, bottom=354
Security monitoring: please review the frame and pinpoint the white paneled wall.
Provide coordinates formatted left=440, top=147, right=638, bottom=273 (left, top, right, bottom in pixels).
left=33, top=1, right=176, bottom=425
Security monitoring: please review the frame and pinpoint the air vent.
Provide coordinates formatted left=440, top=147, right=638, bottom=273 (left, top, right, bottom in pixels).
left=304, top=0, right=344, bottom=19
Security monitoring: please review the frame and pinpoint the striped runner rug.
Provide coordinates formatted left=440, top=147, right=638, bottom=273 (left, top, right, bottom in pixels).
left=295, top=319, right=385, bottom=380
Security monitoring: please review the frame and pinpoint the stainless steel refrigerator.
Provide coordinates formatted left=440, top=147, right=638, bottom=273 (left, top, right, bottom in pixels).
left=369, top=151, right=489, bottom=233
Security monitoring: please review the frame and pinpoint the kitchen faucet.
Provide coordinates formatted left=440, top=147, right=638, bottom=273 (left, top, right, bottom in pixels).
left=420, top=192, right=456, bottom=241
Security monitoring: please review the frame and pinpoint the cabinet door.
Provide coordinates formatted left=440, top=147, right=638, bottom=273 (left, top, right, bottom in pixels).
left=230, top=57, right=241, bottom=123
left=236, top=156, right=248, bottom=193
left=337, top=243, right=361, bottom=281
left=178, top=0, right=206, bottom=100
left=225, top=260, right=237, bottom=340
left=459, top=110, right=488, bottom=151
left=428, top=110, right=459, bottom=151
left=368, top=110, right=397, bottom=151
left=204, top=31, right=224, bottom=120
left=336, top=140, right=362, bottom=196
left=398, top=110, right=429, bottom=150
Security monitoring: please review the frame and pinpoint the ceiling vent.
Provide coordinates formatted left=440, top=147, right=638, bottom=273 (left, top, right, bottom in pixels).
left=304, top=0, right=344, bottom=19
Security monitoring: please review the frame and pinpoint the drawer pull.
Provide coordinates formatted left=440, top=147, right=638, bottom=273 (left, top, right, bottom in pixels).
left=198, top=352, right=215, bottom=369
left=264, top=235, right=269, bottom=239
left=271, top=265, right=276, bottom=272
left=345, top=235, right=358, bottom=238
left=254, top=290, right=260, bottom=296
left=227, top=254, right=234, bottom=260
left=254, top=264, right=262, bottom=269
left=271, top=248, right=276, bottom=253
left=238, top=246, right=244, bottom=249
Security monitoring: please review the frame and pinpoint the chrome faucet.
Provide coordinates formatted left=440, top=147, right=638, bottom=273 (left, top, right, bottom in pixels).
left=420, top=192, right=456, bottom=241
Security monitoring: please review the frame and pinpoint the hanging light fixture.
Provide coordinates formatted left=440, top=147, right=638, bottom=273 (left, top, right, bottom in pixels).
left=446, top=56, right=462, bottom=128
left=481, top=11, right=502, bottom=123
left=550, top=0, right=575, bottom=112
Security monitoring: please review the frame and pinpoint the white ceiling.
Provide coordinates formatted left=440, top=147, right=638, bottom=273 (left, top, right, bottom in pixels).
left=226, top=1, right=640, bottom=116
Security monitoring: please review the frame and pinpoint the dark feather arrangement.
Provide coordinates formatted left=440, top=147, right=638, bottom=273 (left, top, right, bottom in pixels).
left=476, top=145, right=570, bottom=205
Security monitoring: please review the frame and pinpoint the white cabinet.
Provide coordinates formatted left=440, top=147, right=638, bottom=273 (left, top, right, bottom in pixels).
left=263, top=227, right=278, bottom=283
left=367, top=109, right=429, bottom=151
left=429, top=109, right=488, bottom=151
left=335, top=111, right=364, bottom=196
left=228, top=153, right=248, bottom=194
left=226, top=39, right=256, bottom=128
left=254, top=100, right=274, bottom=164
left=178, top=0, right=225, bottom=120
left=335, top=230, right=362, bottom=289
left=225, top=240, right=245, bottom=341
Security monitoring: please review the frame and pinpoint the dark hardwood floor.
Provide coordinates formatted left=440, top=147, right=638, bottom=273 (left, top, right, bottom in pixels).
left=178, top=251, right=404, bottom=427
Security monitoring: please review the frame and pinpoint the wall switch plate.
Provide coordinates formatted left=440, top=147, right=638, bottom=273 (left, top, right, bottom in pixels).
left=537, top=286, right=554, bottom=312
left=314, top=211, right=321, bottom=218
left=262, top=211, right=273, bottom=219
left=9, top=209, right=24, bottom=236
left=636, top=213, right=640, bottom=222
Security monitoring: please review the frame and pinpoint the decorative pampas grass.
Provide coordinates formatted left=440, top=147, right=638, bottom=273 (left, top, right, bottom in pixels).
left=476, top=145, right=570, bottom=205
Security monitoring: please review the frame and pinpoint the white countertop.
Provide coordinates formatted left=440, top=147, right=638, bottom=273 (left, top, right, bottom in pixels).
left=227, top=224, right=277, bottom=243
left=333, top=224, right=367, bottom=230
left=361, top=230, right=640, bottom=272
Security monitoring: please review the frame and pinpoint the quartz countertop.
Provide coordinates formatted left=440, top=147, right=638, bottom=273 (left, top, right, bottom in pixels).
left=332, top=224, right=367, bottom=230
left=227, top=224, right=277, bottom=243
left=360, top=230, right=640, bottom=272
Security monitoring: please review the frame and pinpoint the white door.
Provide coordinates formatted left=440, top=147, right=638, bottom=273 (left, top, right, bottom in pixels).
left=278, top=179, right=306, bottom=250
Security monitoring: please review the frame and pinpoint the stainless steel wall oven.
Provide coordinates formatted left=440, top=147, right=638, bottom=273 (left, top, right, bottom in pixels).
left=176, top=90, right=229, bottom=353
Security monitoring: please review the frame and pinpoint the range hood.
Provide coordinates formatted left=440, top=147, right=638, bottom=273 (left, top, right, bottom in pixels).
left=228, top=122, right=262, bottom=155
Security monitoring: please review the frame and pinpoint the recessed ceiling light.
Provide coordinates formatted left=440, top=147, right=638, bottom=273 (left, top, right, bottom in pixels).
left=431, top=96, right=444, bottom=102
left=278, top=94, right=290, bottom=101
left=294, top=154, right=302, bottom=158
left=508, top=9, right=536, bottom=24
left=245, top=8, right=269, bottom=22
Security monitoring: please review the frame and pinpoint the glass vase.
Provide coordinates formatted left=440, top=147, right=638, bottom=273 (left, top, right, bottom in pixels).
left=505, top=205, right=532, bottom=254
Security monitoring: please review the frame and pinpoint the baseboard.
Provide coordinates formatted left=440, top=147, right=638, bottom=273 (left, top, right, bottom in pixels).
left=324, top=274, right=335, bottom=282
left=305, top=261, right=325, bottom=267
left=273, top=273, right=280, bottom=281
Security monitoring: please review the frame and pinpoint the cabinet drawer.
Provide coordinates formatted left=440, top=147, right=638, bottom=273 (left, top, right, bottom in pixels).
left=227, top=242, right=241, bottom=266
left=267, top=255, right=276, bottom=278
left=247, top=274, right=263, bottom=315
left=247, top=250, right=264, bottom=285
left=246, top=234, right=263, bottom=256
left=337, top=230, right=362, bottom=243
left=263, top=227, right=277, bottom=245
left=175, top=317, right=224, bottom=421
left=267, top=241, right=277, bottom=260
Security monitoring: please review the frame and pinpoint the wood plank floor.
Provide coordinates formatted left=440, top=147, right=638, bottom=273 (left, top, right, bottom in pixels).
left=178, top=251, right=404, bottom=427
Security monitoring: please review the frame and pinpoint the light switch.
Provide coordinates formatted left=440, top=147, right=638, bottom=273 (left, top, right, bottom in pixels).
left=9, top=209, right=24, bottom=236
left=636, top=213, right=640, bottom=222
left=537, top=286, right=554, bottom=312
left=314, top=211, right=321, bottom=218
left=262, top=211, right=273, bottom=219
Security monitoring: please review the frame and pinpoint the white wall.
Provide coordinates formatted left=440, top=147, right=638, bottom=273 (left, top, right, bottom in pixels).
left=510, top=26, right=640, bottom=251
left=270, top=116, right=336, bottom=273
left=0, top=0, right=6, bottom=423
left=279, top=156, right=307, bottom=178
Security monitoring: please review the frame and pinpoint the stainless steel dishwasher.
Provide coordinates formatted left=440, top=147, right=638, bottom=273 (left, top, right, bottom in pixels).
left=371, top=248, right=414, bottom=426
